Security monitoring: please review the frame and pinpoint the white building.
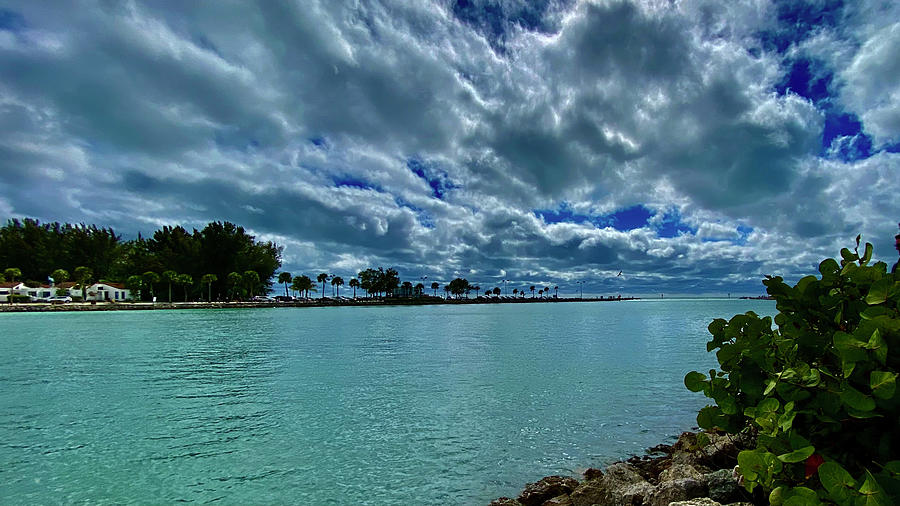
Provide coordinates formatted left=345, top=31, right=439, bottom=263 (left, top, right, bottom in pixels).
left=85, top=282, right=131, bottom=302
left=0, top=282, right=26, bottom=302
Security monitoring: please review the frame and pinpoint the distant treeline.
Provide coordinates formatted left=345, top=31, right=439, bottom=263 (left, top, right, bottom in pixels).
left=0, top=219, right=281, bottom=301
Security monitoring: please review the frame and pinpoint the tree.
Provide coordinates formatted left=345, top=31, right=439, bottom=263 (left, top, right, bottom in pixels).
left=554, top=285, right=559, bottom=298
left=227, top=271, right=242, bottom=300
left=243, top=270, right=260, bottom=297
left=163, top=270, right=178, bottom=303
left=4, top=267, right=21, bottom=282
left=448, top=278, right=469, bottom=299
left=74, top=266, right=92, bottom=300
left=332, top=276, right=344, bottom=297
left=443, top=285, right=450, bottom=299
left=473, top=285, right=481, bottom=297
left=414, top=282, right=424, bottom=296
left=492, top=287, right=501, bottom=296
left=538, top=289, right=543, bottom=298
left=125, top=275, right=143, bottom=300
left=178, top=273, right=192, bottom=301
left=292, top=275, right=314, bottom=299
left=201, top=273, right=217, bottom=302
left=50, top=268, right=69, bottom=285
left=143, top=271, right=160, bottom=301
left=401, top=280, right=413, bottom=297
left=278, top=272, right=292, bottom=297
left=349, top=278, right=359, bottom=298
left=431, top=281, right=439, bottom=296
left=513, top=288, right=518, bottom=297
left=317, top=272, right=329, bottom=298
left=530, top=285, right=536, bottom=298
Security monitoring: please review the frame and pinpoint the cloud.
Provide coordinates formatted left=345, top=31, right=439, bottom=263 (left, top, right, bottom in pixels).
left=0, top=0, right=897, bottom=295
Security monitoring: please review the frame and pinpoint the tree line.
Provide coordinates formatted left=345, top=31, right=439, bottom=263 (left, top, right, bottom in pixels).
left=0, top=219, right=282, bottom=301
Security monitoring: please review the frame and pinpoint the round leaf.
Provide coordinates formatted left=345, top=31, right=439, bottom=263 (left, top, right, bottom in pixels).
left=684, top=371, right=707, bottom=392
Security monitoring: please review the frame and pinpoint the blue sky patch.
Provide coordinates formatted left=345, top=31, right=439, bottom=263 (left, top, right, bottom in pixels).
left=823, top=112, right=873, bottom=161
left=310, top=137, right=327, bottom=148
left=757, top=0, right=843, bottom=54
left=0, top=8, right=26, bottom=31
left=333, top=176, right=377, bottom=191
left=657, top=210, right=696, bottom=238
left=450, top=0, right=572, bottom=52
left=534, top=202, right=590, bottom=225
left=599, top=205, right=654, bottom=231
left=407, top=158, right=457, bottom=200
left=396, top=197, right=435, bottom=229
left=775, top=59, right=832, bottom=105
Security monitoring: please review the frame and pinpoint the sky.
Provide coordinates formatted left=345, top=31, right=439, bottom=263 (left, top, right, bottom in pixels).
left=1, top=0, right=898, bottom=297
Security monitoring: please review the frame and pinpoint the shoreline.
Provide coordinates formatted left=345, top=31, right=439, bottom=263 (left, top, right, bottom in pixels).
left=0, top=296, right=640, bottom=312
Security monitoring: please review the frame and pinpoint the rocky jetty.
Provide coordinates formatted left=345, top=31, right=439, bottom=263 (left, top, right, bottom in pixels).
left=490, top=431, right=757, bottom=506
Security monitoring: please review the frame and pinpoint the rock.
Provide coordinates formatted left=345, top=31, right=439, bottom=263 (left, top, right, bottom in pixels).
left=570, top=464, right=651, bottom=506
left=659, top=464, right=704, bottom=482
left=489, top=497, right=522, bottom=506
left=704, top=469, right=743, bottom=504
left=582, top=468, right=603, bottom=481
left=541, top=494, right=574, bottom=506
left=669, top=498, right=722, bottom=506
left=517, top=476, right=579, bottom=506
left=645, top=477, right=707, bottom=506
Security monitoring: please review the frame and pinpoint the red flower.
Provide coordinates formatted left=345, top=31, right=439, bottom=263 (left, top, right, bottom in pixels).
left=805, top=454, right=825, bottom=479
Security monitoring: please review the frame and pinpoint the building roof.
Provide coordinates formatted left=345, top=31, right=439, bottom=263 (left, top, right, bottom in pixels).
left=0, top=282, right=24, bottom=289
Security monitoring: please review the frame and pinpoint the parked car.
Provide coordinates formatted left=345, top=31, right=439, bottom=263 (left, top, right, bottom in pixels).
left=250, top=295, right=275, bottom=302
left=274, top=295, right=294, bottom=302
left=48, top=295, right=72, bottom=304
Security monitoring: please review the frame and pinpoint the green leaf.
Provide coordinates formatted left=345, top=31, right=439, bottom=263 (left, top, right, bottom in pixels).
left=819, top=258, right=840, bottom=276
left=866, top=329, right=888, bottom=365
left=778, top=446, right=815, bottom=463
left=684, top=371, right=707, bottom=392
left=783, top=487, right=821, bottom=506
left=861, top=242, right=873, bottom=265
left=841, top=384, right=876, bottom=411
left=866, top=278, right=892, bottom=305
left=697, top=405, right=721, bottom=430
left=857, top=470, right=890, bottom=506
left=870, top=371, right=897, bottom=400
left=759, top=397, right=781, bottom=413
left=818, top=461, right=857, bottom=503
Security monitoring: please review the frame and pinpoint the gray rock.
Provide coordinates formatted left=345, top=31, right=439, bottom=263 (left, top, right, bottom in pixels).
left=570, top=464, right=651, bottom=506
left=669, top=499, right=722, bottom=506
left=659, top=464, right=704, bottom=482
left=704, top=469, right=743, bottom=504
left=518, top=476, right=579, bottom=506
left=645, top=477, right=707, bottom=506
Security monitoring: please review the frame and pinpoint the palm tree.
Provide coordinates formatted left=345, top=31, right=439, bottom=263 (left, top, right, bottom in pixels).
left=278, top=272, right=292, bottom=297
left=227, top=271, right=242, bottom=300
left=74, top=266, right=93, bottom=300
left=431, top=281, right=439, bottom=296
left=3, top=267, right=21, bottom=282
left=414, top=282, right=424, bottom=296
left=530, top=285, right=536, bottom=298
left=143, top=271, right=160, bottom=302
left=473, top=285, right=481, bottom=297
left=492, top=287, right=501, bottom=296
left=178, top=273, right=193, bottom=301
left=163, top=270, right=178, bottom=303
left=332, top=276, right=344, bottom=297
left=512, top=288, right=518, bottom=297
left=443, top=285, right=450, bottom=299
left=317, top=273, right=329, bottom=298
left=554, top=285, right=559, bottom=298
left=401, top=280, right=413, bottom=297
left=538, top=289, right=543, bottom=298
left=243, top=270, right=260, bottom=297
left=349, top=278, right=359, bottom=298
left=201, top=273, right=217, bottom=301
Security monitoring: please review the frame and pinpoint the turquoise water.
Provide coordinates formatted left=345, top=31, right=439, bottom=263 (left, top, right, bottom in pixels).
left=0, top=299, right=773, bottom=505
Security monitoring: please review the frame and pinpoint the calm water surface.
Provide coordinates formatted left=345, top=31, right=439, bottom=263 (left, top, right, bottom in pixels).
left=0, top=299, right=773, bottom=505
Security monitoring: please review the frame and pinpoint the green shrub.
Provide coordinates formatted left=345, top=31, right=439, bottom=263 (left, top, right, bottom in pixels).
left=8, top=294, right=31, bottom=303
left=685, top=237, right=900, bottom=505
